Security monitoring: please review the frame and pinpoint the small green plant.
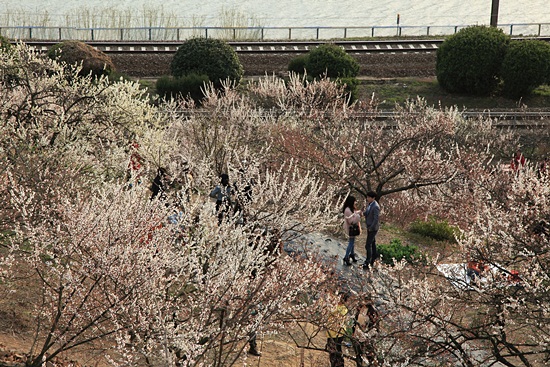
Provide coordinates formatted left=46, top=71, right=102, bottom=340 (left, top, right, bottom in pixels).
left=377, top=238, right=424, bottom=265
left=170, top=37, right=243, bottom=88
left=533, top=84, right=550, bottom=97
left=156, top=73, right=209, bottom=102
left=408, top=217, right=458, bottom=243
left=105, top=70, right=132, bottom=84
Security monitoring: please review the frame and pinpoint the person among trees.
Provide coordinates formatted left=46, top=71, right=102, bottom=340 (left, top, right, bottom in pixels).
left=176, top=160, right=195, bottom=204
left=538, top=157, right=548, bottom=177
left=247, top=332, right=261, bottom=356
left=247, top=301, right=262, bottom=357
left=326, top=293, right=349, bottom=367
left=150, top=167, right=170, bottom=201
left=209, top=173, right=234, bottom=224
left=351, top=302, right=380, bottom=367
left=126, top=141, right=144, bottom=187
left=510, top=149, right=526, bottom=171
left=466, top=260, right=488, bottom=280
left=233, top=167, right=254, bottom=225
left=362, top=191, right=380, bottom=270
left=342, top=195, right=362, bottom=266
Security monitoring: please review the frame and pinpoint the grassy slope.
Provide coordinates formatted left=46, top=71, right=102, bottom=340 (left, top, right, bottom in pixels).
left=358, top=77, right=550, bottom=110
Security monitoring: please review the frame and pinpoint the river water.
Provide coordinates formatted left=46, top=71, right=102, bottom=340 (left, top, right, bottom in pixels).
left=2, top=0, right=550, bottom=27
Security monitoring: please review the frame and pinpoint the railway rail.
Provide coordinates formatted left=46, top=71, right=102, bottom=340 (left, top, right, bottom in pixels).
left=20, top=37, right=550, bottom=54
left=175, top=109, right=550, bottom=126
left=363, top=111, right=550, bottom=127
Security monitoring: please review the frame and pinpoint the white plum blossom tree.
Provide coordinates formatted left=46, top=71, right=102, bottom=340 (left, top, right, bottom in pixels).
left=0, top=45, right=340, bottom=367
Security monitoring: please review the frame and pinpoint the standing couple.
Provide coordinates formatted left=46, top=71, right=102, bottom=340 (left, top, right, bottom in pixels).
left=342, top=192, right=380, bottom=270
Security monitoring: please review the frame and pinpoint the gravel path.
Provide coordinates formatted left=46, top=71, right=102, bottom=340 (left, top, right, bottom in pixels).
left=110, top=51, right=437, bottom=78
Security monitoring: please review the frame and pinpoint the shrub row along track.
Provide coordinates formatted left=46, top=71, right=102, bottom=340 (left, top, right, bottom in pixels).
left=18, top=38, right=550, bottom=125
left=19, top=39, right=443, bottom=78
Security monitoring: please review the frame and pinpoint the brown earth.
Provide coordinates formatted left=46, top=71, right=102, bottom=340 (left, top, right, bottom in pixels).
left=110, top=51, right=437, bottom=78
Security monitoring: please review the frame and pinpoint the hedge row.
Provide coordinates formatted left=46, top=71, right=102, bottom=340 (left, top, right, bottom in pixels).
left=436, top=25, right=550, bottom=98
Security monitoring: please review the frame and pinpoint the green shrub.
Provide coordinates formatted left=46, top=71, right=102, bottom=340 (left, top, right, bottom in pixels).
left=500, top=39, right=550, bottom=98
left=409, top=217, right=458, bottom=242
left=47, top=40, right=115, bottom=77
left=436, top=26, right=510, bottom=95
left=288, top=54, right=308, bottom=75
left=378, top=238, right=424, bottom=265
left=0, top=35, right=12, bottom=53
left=337, top=77, right=359, bottom=102
left=170, top=38, right=243, bottom=88
left=155, top=73, right=209, bottom=102
left=287, top=46, right=360, bottom=103
left=305, top=43, right=359, bottom=79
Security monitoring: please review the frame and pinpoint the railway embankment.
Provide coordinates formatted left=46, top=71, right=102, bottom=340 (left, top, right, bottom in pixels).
left=110, top=51, right=437, bottom=78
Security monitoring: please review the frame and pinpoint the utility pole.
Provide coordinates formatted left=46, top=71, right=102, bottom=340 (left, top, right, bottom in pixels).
left=396, top=14, right=401, bottom=36
left=490, top=0, right=500, bottom=27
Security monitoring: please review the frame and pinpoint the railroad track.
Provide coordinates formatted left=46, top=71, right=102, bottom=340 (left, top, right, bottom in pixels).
left=21, top=39, right=444, bottom=54
left=364, top=111, right=550, bottom=127
left=20, top=37, right=550, bottom=54
left=176, top=109, right=550, bottom=126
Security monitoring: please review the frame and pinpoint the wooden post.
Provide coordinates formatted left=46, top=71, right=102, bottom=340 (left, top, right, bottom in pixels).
left=396, top=14, right=400, bottom=36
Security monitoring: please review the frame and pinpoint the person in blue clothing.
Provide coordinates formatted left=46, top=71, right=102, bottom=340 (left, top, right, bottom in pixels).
left=362, top=191, right=380, bottom=270
left=210, top=173, right=233, bottom=224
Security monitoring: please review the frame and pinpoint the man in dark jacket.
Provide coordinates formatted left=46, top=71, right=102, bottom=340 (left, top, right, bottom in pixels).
left=362, top=191, right=380, bottom=270
left=150, top=167, right=169, bottom=201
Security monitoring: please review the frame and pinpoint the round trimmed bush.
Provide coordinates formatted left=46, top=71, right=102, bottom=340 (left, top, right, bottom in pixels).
left=501, top=39, right=550, bottom=98
left=287, top=44, right=360, bottom=103
left=304, top=43, right=359, bottom=78
left=436, top=26, right=510, bottom=95
left=288, top=54, right=308, bottom=75
left=170, top=38, right=243, bottom=88
left=47, top=40, right=115, bottom=77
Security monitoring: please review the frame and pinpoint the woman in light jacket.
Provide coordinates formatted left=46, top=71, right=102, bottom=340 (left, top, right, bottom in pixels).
left=342, top=195, right=361, bottom=266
